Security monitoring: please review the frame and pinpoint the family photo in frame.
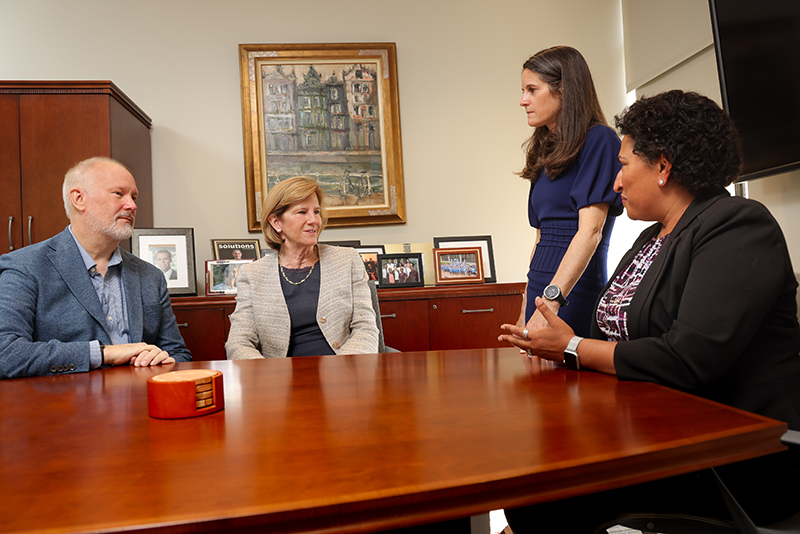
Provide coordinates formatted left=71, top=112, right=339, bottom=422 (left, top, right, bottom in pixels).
left=355, top=245, right=385, bottom=285
left=376, top=253, right=423, bottom=288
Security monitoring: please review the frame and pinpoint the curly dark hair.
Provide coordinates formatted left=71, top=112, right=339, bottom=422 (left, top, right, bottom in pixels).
left=613, top=90, right=742, bottom=197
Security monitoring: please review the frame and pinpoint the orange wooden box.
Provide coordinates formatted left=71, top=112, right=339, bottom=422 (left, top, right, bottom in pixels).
left=147, top=369, right=224, bottom=419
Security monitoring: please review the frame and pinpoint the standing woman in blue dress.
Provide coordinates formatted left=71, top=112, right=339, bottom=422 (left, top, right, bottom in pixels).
left=517, top=46, right=622, bottom=338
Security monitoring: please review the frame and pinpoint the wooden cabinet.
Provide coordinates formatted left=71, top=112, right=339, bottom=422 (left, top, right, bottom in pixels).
left=171, top=297, right=236, bottom=362
left=0, top=81, right=152, bottom=253
left=170, top=283, right=525, bottom=360
left=378, top=283, right=525, bottom=351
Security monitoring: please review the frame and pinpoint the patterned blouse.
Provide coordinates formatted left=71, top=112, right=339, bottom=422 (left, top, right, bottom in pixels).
left=596, top=234, right=668, bottom=341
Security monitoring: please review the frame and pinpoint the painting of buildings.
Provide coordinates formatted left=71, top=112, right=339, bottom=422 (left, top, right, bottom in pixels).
left=260, top=62, right=385, bottom=209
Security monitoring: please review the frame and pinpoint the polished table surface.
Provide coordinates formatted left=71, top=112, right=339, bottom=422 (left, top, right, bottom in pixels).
left=0, top=348, right=787, bottom=534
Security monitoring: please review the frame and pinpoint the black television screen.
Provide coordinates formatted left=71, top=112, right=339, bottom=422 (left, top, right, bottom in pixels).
left=710, top=0, right=800, bottom=181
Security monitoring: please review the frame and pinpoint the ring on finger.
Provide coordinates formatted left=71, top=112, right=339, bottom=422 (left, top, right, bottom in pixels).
left=522, top=328, right=530, bottom=340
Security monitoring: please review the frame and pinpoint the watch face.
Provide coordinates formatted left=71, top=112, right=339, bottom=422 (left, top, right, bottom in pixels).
left=564, top=350, right=580, bottom=371
left=544, top=285, right=559, bottom=299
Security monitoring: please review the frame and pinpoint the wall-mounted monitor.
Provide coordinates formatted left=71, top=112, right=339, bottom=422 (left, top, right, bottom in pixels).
left=710, top=0, right=800, bottom=181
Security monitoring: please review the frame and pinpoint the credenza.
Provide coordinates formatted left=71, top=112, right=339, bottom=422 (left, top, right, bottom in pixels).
left=170, top=282, right=525, bottom=360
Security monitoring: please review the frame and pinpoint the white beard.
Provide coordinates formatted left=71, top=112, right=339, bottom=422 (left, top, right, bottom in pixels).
left=86, top=210, right=135, bottom=241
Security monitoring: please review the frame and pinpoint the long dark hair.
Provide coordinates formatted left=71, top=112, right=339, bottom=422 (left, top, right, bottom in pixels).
left=519, top=46, right=607, bottom=182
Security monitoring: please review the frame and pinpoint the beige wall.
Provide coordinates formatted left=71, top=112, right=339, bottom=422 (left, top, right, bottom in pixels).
left=0, top=0, right=626, bottom=288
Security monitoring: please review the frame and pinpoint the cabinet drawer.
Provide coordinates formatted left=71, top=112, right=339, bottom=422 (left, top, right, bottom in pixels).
left=379, top=299, right=430, bottom=352
left=429, top=294, right=522, bottom=350
left=173, top=308, right=227, bottom=361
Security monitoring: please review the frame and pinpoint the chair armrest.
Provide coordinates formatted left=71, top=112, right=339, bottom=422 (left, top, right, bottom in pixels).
left=780, top=429, right=800, bottom=447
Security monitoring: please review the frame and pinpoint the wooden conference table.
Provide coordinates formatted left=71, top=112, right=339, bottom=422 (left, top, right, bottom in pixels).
left=0, top=348, right=787, bottom=534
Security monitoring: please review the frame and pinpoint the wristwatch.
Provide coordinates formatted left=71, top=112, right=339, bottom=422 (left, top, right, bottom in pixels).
left=563, top=336, right=583, bottom=371
left=543, top=284, right=569, bottom=307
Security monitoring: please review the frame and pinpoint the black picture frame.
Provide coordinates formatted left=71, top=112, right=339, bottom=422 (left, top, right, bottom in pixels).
left=432, top=235, right=497, bottom=283
left=355, top=245, right=385, bottom=285
left=131, top=228, right=196, bottom=296
left=320, top=240, right=362, bottom=248
left=211, top=239, right=262, bottom=260
left=376, top=253, right=424, bottom=288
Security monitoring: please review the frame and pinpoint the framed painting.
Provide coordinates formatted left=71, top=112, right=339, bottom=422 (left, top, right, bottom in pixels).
left=239, top=42, right=406, bottom=230
left=433, top=235, right=496, bottom=283
left=205, top=259, right=254, bottom=296
left=355, top=245, right=385, bottom=285
left=211, top=239, right=262, bottom=260
left=131, top=228, right=196, bottom=296
left=376, top=253, right=423, bottom=288
left=433, top=247, right=484, bottom=286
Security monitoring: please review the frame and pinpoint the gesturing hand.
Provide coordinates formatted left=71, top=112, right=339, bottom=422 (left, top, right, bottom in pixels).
left=499, top=297, right=575, bottom=362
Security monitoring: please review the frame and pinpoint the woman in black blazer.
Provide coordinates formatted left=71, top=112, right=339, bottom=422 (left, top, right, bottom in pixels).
left=500, top=90, right=800, bottom=532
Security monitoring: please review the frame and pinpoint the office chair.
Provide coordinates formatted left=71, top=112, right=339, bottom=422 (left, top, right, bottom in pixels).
left=594, top=430, right=800, bottom=534
left=368, top=280, right=398, bottom=353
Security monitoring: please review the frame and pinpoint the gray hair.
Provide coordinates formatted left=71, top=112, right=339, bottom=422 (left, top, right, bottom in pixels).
left=62, top=157, right=126, bottom=219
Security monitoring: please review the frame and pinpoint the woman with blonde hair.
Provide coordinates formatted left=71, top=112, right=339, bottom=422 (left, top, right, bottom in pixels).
left=226, top=176, right=378, bottom=358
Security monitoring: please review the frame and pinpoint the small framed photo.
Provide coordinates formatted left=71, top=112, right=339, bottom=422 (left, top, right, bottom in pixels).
left=377, top=253, right=424, bottom=288
left=131, top=228, right=196, bottom=296
left=211, top=239, right=262, bottom=260
left=205, top=259, right=253, bottom=296
left=433, top=247, right=484, bottom=286
left=433, top=235, right=496, bottom=283
left=355, top=245, right=385, bottom=284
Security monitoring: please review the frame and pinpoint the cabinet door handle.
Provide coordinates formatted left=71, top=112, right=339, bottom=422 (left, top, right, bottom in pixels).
left=27, top=216, right=33, bottom=246
left=177, top=323, right=189, bottom=328
left=380, top=313, right=397, bottom=319
left=462, top=308, right=494, bottom=314
left=8, top=217, right=13, bottom=251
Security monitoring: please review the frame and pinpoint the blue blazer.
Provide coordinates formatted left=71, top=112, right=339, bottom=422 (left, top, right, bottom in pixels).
left=0, top=227, right=192, bottom=378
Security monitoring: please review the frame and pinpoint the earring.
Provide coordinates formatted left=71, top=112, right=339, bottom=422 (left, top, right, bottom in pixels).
left=659, top=180, right=664, bottom=185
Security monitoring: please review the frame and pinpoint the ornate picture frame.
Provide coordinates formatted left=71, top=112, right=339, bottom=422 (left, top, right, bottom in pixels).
left=433, top=247, right=484, bottom=286
left=131, top=228, right=196, bottom=296
left=239, top=42, right=406, bottom=230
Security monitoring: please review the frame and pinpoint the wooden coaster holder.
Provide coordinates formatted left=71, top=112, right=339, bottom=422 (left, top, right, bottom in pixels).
left=147, top=369, right=224, bottom=419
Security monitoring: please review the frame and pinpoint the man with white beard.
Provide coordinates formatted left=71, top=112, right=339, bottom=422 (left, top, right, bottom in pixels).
left=0, top=157, right=191, bottom=378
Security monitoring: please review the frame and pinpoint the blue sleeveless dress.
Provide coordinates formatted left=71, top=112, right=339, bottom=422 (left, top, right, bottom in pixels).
left=526, top=125, right=622, bottom=337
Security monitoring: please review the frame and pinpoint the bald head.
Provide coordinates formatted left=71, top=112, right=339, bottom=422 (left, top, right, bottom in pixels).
left=63, top=157, right=138, bottom=243
left=63, top=157, right=130, bottom=219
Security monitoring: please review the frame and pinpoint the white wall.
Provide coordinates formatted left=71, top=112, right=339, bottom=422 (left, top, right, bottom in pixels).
left=0, top=0, right=626, bottom=288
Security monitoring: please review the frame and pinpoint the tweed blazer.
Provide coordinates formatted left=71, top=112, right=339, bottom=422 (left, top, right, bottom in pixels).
left=0, top=227, right=192, bottom=378
left=225, top=245, right=378, bottom=359
left=595, top=193, right=800, bottom=428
